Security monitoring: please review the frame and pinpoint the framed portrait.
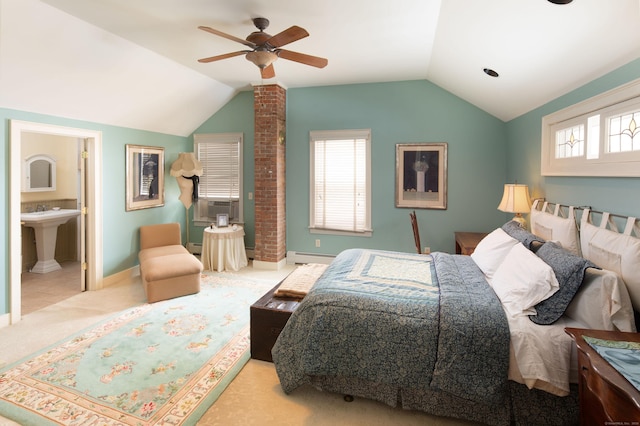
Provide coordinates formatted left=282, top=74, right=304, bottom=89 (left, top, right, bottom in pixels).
left=395, top=143, right=447, bottom=209
left=125, top=144, right=165, bottom=211
left=216, top=213, right=229, bottom=227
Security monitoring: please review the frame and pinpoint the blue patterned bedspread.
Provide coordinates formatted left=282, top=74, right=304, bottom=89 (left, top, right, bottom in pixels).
left=272, top=248, right=510, bottom=405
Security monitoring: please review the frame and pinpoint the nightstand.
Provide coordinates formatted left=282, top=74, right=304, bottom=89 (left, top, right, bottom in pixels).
left=565, top=328, right=640, bottom=425
left=454, top=232, right=488, bottom=255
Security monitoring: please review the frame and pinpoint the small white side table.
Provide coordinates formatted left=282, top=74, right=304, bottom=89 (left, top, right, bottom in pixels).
left=202, top=225, right=248, bottom=272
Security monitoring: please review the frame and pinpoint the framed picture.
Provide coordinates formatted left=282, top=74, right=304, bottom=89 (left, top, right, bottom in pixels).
left=395, top=143, right=447, bottom=209
left=216, top=213, right=229, bottom=227
left=125, top=144, right=165, bottom=211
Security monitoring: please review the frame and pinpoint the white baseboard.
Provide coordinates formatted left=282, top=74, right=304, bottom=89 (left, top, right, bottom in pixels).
left=0, top=313, right=10, bottom=330
left=253, top=258, right=287, bottom=270
left=103, top=266, right=140, bottom=287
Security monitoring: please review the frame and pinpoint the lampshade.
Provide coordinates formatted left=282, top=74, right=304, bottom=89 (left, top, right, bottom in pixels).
left=498, top=184, right=532, bottom=213
left=170, top=152, right=203, bottom=177
left=246, top=50, right=277, bottom=69
left=498, top=183, right=532, bottom=226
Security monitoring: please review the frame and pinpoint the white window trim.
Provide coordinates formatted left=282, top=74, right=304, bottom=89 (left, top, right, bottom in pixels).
left=193, top=132, right=243, bottom=225
left=309, top=129, right=372, bottom=237
left=541, top=77, right=640, bottom=177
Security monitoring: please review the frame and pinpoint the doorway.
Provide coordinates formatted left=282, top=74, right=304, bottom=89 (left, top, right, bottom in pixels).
left=9, top=120, right=104, bottom=324
left=19, top=133, right=84, bottom=314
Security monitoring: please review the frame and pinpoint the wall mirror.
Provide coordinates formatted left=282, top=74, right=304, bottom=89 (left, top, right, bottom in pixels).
left=23, top=154, right=56, bottom=192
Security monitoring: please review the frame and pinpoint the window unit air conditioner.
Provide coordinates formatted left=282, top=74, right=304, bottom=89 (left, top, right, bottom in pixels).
left=208, top=200, right=238, bottom=221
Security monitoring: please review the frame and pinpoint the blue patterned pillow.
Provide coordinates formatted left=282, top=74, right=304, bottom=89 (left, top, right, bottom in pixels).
left=529, top=242, right=598, bottom=325
left=501, top=221, right=545, bottom=250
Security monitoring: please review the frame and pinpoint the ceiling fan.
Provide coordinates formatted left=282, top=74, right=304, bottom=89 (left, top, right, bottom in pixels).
left=197, top=17, right=328, bottom=79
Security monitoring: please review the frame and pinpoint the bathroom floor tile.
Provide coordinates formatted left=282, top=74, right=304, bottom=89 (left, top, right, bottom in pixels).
left=21, top=261, right=82, bottom=315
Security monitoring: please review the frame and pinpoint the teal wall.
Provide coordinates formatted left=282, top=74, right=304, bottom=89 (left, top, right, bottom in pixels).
left=3, top=60, right=640, bottom=317
left=285, top=81, right=507, bottom=255
left=505, top=58, right=640, bottom=217
left=189, top=92, right=256, bottom=249
left=1, top=109, right=190, bottom=314
left=190, top=81, right=508, bottom=256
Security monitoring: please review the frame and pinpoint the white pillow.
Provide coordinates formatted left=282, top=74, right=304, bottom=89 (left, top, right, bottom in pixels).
left=580, top=210, right=640, bottom=309
left=491, top=243, right=560, bottom=317
left=471, top=228, right=519, bottom=279
left=530, top=201, right=581, bottom=256
left=565, top=268, right=636, bottom=332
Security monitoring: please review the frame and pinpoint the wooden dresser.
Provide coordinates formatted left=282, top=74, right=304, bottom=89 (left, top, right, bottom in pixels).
left=565, top=328, right=640, bottom=425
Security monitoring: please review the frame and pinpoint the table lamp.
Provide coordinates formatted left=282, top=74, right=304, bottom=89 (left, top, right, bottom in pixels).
left=497, top=183, right=532, bottom=227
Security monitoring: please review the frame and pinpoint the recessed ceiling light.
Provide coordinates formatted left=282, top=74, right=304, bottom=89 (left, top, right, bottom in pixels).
left=548, top=0, right=573, bottom=4
left=483, top=68, right=499, bottom=78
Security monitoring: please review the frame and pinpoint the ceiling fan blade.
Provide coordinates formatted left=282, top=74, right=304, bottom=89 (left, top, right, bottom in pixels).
left=277, top=49, right=328, bottom=68
left=198, top=51, right=247, bottom=63
left=261, top=64, right=276, bottom=79
left=198, top=26, right=256, bottom=49
left=266, top=26, right=309, bottom=48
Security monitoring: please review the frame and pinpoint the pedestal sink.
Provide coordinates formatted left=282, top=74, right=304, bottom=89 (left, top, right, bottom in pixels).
left=21, top=209, right=81, bottom=274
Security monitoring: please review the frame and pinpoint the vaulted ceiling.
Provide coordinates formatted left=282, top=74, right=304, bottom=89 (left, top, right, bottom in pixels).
left=2, top=0, right=639, bottom=136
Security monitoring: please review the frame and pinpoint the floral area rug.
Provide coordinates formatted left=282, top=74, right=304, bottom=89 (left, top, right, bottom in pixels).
left=0, top=272, right=274, bottom=425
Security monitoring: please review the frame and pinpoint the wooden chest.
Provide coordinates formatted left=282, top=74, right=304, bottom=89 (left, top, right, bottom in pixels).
left=250, top=283, right=301, bottom=362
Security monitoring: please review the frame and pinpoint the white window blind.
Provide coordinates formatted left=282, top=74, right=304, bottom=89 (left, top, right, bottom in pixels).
left=310, top=129, right=371, bottom=235
left=194, top=133, right=243, bottom=222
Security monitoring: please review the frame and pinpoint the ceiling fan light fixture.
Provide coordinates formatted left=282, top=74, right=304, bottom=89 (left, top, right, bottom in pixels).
left=198, top=18, right=327, bottom=79
left=483, top=68, right=499, bottom=78
left=547, top=0, right=573, bottom=4
left=246, top=50, right=277, bottom=69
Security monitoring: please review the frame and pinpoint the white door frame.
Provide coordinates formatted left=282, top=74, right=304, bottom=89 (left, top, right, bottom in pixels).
left=9, top=120, right=103, bottom=324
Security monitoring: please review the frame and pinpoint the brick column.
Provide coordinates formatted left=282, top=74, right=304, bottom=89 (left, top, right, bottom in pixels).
left=253, top=84, right=286, bottom=268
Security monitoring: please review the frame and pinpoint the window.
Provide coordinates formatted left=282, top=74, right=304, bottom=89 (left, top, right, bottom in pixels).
left=541, top=78, right=640, bottom=176
left=309, top=129, right=372, bottom=236
left=194, top=133, right=243, bottom=223
left=605, top=103, right=640, bottom=153
left=554, top=123, right=584, bottom=159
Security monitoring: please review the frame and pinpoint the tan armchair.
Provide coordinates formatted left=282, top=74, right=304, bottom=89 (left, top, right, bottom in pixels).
left=138, top=222, right=202, bottom=303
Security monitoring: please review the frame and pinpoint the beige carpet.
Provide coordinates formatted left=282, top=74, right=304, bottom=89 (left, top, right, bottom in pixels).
left=0, top=262, right=477, bottom=426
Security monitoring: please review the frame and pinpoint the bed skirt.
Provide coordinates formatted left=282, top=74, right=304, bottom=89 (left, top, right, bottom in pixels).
left=305, top=375, right=579, bottom=426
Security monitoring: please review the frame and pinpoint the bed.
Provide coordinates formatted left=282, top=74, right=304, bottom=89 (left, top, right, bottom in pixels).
left=271, top=201, right=639, bottom=425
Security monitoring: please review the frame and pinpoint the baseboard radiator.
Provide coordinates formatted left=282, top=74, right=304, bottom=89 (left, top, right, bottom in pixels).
left=246, top=247, right=255, bottom=259
left=286, top=251, right=335, bottom=265
left=188, top=244, right=331, bottom=264
left=187, top=243, right=202, bottom=255
left=187, top=243, right=255, bottom=260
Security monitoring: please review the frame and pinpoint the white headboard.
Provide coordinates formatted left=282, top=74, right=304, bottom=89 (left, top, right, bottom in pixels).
left=531, top=201, right=640, bottom=314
